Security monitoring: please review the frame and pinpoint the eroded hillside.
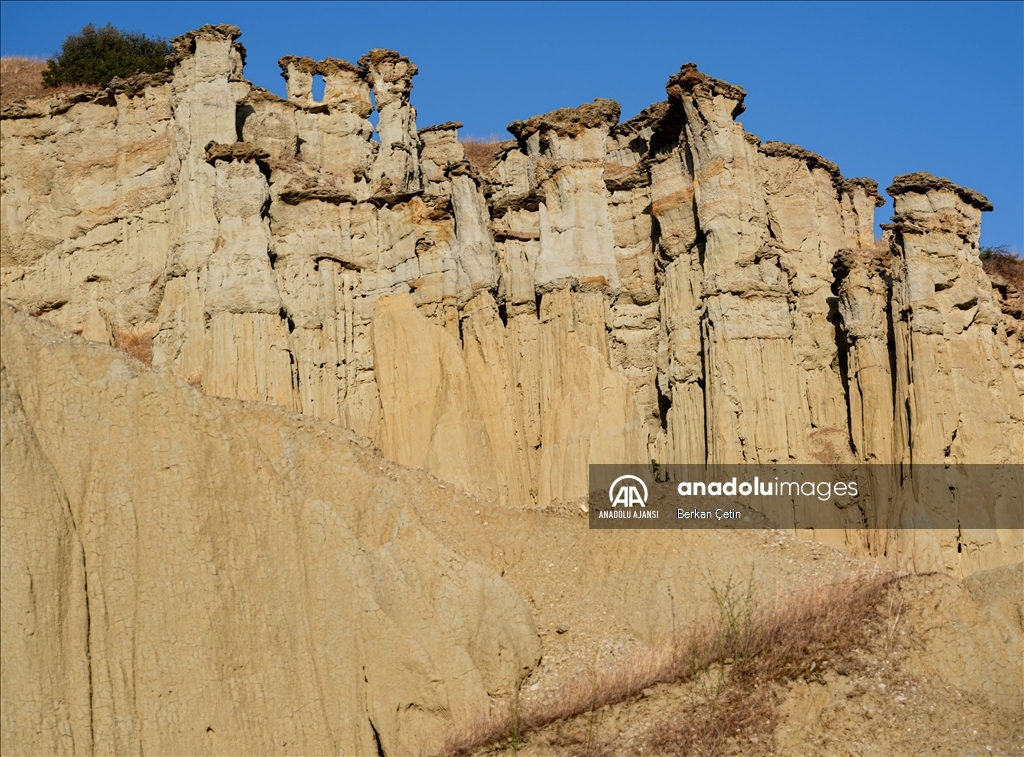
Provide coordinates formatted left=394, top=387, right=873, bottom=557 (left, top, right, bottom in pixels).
left=2, top=304, right=1020, bottom=755
left=2, top=29, right=1020, bottom=512
left=1, top=22, right=1022, bottom=756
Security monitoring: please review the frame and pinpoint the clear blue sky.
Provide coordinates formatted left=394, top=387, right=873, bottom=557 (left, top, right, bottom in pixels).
left=2, top=1, right=1021, bottom=249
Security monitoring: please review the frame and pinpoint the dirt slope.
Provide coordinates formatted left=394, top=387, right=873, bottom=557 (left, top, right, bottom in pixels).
left=2, top=303, right=1021, bottom=755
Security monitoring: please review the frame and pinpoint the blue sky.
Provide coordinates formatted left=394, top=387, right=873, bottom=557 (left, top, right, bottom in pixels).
left=2, top=1, right=1021, bottom=248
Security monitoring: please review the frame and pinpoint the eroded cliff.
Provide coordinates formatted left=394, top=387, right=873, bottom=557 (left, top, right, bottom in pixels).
left=2, top=304, right=1020, bottom=756
left=0, top=303, right=542, bottom=755
left=1, top=25, right=1021, bottom=574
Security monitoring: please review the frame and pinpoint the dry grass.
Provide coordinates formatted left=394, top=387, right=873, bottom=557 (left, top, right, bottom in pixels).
left=434, top=570, right=896, bottom=756
left=113, top=324, right=156, bottom=366
left=0, top=56, right=95, bottom=107
left=981, top=246, right=1024, bottom=293
left=461, top=137, right=502, bottom=173
left=642, top=571, right=891, bottom=756
left=1, top=57, right=46, bottom=106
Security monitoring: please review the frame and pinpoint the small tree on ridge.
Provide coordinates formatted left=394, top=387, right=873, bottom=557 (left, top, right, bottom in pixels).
left=42, top=23, right=171, bottom=88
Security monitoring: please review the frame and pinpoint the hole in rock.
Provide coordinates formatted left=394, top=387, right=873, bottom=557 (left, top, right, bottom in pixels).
left=311, top=73, right=325, bottom=102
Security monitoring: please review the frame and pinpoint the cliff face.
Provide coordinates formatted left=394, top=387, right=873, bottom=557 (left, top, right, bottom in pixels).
left=0, top=304, right=541, bottom=756
left=3, top=304, right=1021, bottom=756
left=1, top=26, right=1021, bottom=564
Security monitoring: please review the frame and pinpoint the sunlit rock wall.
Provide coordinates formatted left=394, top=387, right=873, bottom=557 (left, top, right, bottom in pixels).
left=2, top=27, right=1020, bottom=568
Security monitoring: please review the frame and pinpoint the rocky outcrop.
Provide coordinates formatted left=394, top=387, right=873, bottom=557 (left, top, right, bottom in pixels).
left=2, top=28, right=1020, bottom=568
left=0, top=304, right=540, bottom=755
left=360, top=49, right=421, bottom=196
left=887, top=172, right=1017, bottom=465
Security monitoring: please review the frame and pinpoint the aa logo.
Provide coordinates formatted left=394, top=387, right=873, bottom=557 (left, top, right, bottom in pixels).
left=609, top=475, right=648, bottom=508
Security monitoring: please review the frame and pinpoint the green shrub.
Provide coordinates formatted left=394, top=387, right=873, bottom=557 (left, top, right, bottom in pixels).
left=41, top=23, right=171, bottom=88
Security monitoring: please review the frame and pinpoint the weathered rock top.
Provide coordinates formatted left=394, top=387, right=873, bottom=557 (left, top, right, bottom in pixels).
left=666, top=61, right=748, bottom=113
left=168, top=23, right=244, bottom=66
left=319, top=56, right=364, bottom=77
left=760, top=140, right=843, bottom=180
left=887, top=171, right=994, bottom=211
left=609, top=100, right=674, bottom=137
left=277, top=54, right=319, bottom=74
left=844, top=177, right=887, bottom=207
left=507, top=97, right=621, bottom=139
left=419, top=120, right=464, bottom=134
left=357, top=48, right=418, bottom=80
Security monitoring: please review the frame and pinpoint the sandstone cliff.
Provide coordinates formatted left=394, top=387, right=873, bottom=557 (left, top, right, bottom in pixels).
left=0, top=303, right=542, bottom=755
left=2, top=305, right=1019, bottom=755
left=1, top=25, right=1021, bottom=575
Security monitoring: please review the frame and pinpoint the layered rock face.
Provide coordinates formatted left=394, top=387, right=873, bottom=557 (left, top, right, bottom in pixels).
left=0, top=304, right=540, bottom=756
left=2, top=26, right=1020, bottom=566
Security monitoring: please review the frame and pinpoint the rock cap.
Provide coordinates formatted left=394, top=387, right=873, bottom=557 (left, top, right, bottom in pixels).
left=759, top=141, right=841, bottom=183
left=318, top=57, right=364, bottom=77
left=357, top=49, right=419, bottom=77
left=666, top=63, right=747, bottom=115
left=418, top=121, right=463, bottom=134
left=843, top=177, right=886, bottom=208
left=887, top=172, right=993, bottom=212
left=507, top=98, right=621, bottom=140
left=169, top=24, right=243, bottom=67
left=278, top=55, right=319, bottom=75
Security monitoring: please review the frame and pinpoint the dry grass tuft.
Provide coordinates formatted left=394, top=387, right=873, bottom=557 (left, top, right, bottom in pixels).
left=113, top=324, right=156, bottom=366
left=643, top=571, right=892, bottom=756
left=462, top=137, right=501, bottom=173
left=1, top=57, right=46, bottom=106
left=981, top=246, right=1024, bottom=293
left=0, top=56, right=94, bottom=107
left=434, top=570, right=895, bottom=756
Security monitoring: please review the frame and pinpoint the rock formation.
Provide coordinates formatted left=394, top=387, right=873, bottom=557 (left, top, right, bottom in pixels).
left=2, top=26, right=1022, bottom=754
left=0, top=304, right=540, bottom=755
left=1, top=25, right=1021, bottom=571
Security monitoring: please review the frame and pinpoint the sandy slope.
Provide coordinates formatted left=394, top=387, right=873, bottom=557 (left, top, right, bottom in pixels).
left=2, top=304, right=1021, bottom=756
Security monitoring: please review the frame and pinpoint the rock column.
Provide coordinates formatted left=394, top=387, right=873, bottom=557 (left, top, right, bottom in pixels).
left=360, top=50, right=422, bottom=196
left=888, top=172, right=1022, bottom=574
left=646, top=104, right=706, bottom=464
left=154, top=25, right=247, bottom=384
left=154, top=27, right=295, bottom=408
left=670, top=64, right=807, bottom=464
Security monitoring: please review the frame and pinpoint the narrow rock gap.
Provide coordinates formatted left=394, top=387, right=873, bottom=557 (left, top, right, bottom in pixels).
left=829, top=259, right=856, bottom=457
left=369, top=719, right=386, bottom=757
left=280, top=308, right=295, bottom=333
left=657, top=385, right=672, bottom=433
left=884, top=260, right=900, bottom=451
left=83, top=547, right=96, bottom=751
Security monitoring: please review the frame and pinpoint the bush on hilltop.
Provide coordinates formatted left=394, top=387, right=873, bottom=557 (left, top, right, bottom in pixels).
left=41, top=23, right=171, bottom=88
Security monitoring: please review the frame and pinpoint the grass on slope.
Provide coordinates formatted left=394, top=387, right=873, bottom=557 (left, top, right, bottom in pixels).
left=0, top=56, right=95, bottom=107
left=436, top=570, right=896, bottom=756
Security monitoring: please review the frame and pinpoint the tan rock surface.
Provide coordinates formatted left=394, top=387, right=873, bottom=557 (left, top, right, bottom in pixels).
left=0, top=305, right=540, bottom=756
left=2, top=26, right=1020, bottom=574
left=2, top=303, right=1020, bottom=756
